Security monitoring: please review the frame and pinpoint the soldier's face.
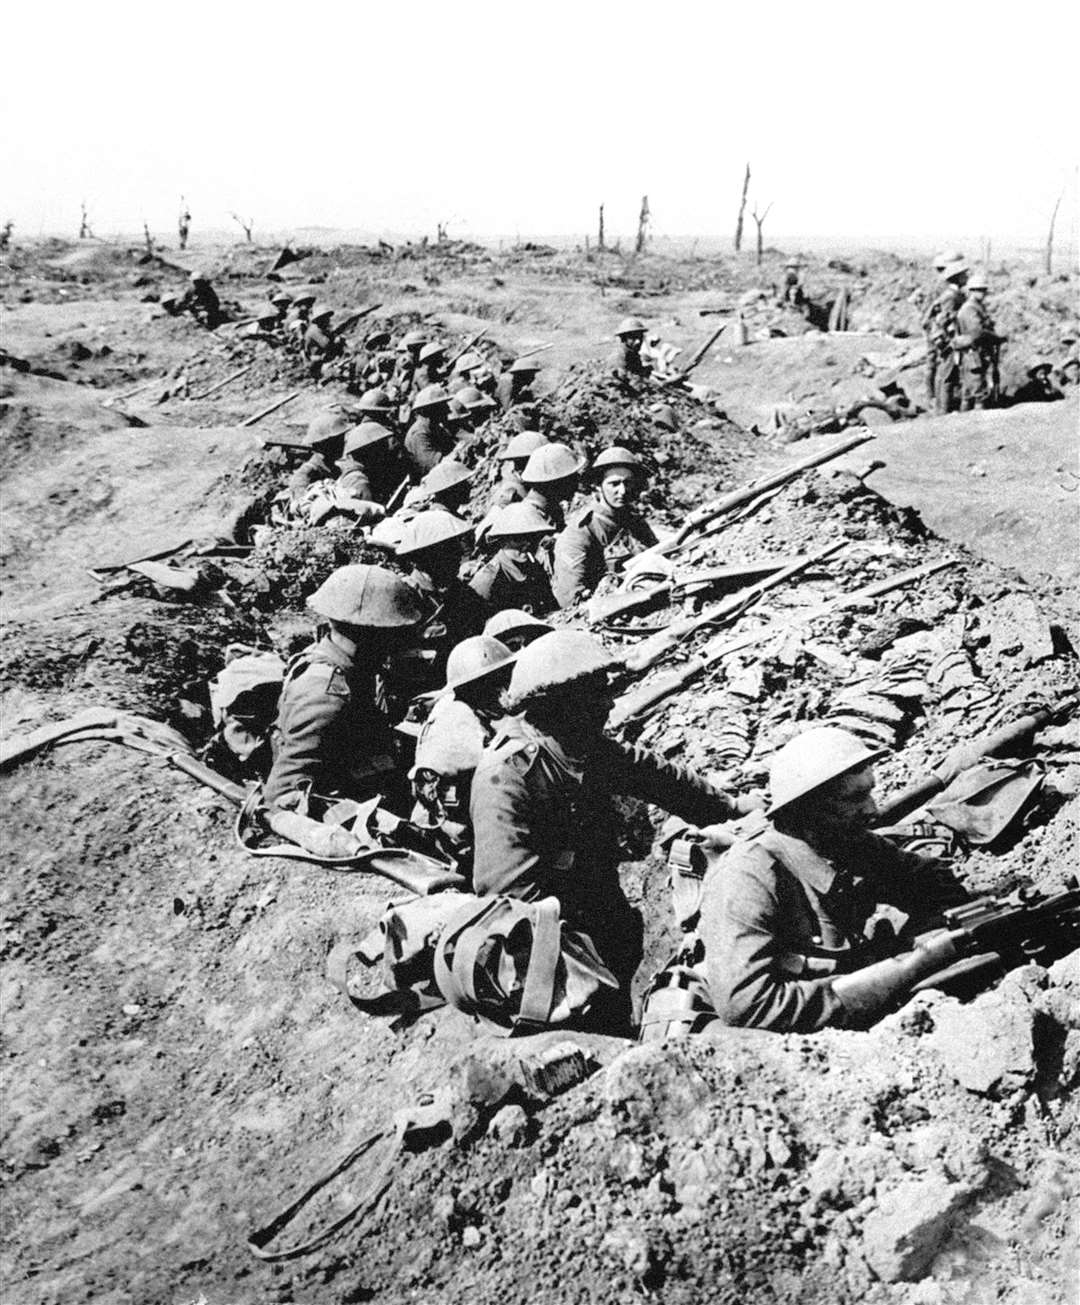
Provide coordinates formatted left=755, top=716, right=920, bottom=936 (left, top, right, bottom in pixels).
left=624, top=333, right=644, bottom=351
left=820, top=766, right=878, bottom=828
left=600, top=468, right=638, bottom=510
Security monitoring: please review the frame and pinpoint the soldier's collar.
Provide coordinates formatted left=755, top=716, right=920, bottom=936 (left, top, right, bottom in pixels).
left=759, top=828, right=837, bottom=894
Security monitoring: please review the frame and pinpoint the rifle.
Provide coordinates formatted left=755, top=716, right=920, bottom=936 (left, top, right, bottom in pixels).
left=332, top=303, right=382, bottom=338
left=639, top=430, right=875, bottom=559
left=447, top=328, right=489, bottom=369
left=187, top=363, right=255, bottom=401
left=383, top=477, right=411, bottom=515
left=875, top=696, right=1079, bottom=826
left=588, top=554, right=811, bottom=625
left=831, top=883, right=1080, bottom=1015
left=243, top=391, right=302, bottom=427
left=610, top=556, right=956, bottom=728
left=620, top=542, right=846, bottom=676
left=655, top=323, right=727, bottom=388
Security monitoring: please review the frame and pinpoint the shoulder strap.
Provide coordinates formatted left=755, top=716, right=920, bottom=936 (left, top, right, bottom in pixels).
left=516, top=898, right=562, bottom=1028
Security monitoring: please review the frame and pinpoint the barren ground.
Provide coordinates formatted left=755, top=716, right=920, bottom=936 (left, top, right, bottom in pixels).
left=1, top=238, right=1078, bottom=1305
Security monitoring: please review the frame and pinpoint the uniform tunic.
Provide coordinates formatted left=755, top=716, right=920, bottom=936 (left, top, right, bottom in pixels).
left=403, top=571, right=488, bottom=691
left=551, top=499, right=658, bottom=608
left=611, top=342, right=650, bottom=388
left=699, top=825, right=955, bottom=1033
left=469, top=548, right=555, bottom=615
left=403, top=416, right=455, bottom=481
left=955, top=297, right=999, bottom=410
left=470, top=717, right=740, bottom=989
left=263, top=635, right=399, bottom=809
left=288, top=451, right=336, bottom=498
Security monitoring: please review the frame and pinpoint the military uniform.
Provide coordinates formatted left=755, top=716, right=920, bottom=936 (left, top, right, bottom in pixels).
left=288, top=450, right=336, bottom=498
left=921, top=284, right=965, bottom=410
left=469, top=548, right=555, bottom=615
left=551, top=499, right=658, bottom=608
left=955, top=296, right=1000, bottom=410
left=264, top=635, right=399, bottom=810
left=699, top=825, right=953, bottom=1033
left=611, top=341, right=650, bottom=388
left=404, top=571, right=487, bottom=689
left=522, top=487, right=566, bottom=534
left=403, top=416, right=455, bottom=481
left=470, top=717, right=742, bottom=989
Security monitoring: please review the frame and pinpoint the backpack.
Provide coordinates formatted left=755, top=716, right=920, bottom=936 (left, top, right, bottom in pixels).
left=206, top=646, right=286, bottom=766
left=330, top=892, right=617, bottom=1035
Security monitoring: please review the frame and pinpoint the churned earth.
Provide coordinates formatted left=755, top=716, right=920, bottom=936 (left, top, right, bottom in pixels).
left=1, top=236, right=1077, bottom=1305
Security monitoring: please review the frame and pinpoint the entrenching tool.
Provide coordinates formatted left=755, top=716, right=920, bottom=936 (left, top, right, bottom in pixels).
left=655, top=322, right=727, bottom=387
left=639, top=430, right=876, bottom=561
left=610, top=556, right=957, bottom=728
left=620, top=542, right=846, bottom=676
left=875, top=695, right=1080, bottom=827
left=588, top=556, right=806, bottom=625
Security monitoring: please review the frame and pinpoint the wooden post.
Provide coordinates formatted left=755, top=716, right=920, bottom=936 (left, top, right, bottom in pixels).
left=751, top=201, right=773, bottom=266
left=734, top=163, right=751, bottom=252
left=635, top=195, right=650, bottom=255
left=598, top=203, right=605, bottom=250
left=1046, top=186, right=1065, bottom=275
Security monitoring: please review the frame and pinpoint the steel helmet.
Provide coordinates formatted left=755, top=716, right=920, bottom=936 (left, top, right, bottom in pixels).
left=615, top=317, right=646, bottom=337
left=521, top=442, right=585, bottom=485
left=191, top=269, right=213, bottom=283
left=444, top=634, right=516, bottom=692
left=649, top=403, right=678, bottom=432
left=311, top=305, right=334, bottom=325
left=269, top=289, right=293, bottom=307
left=509, top=356, right=541, bottom=374
left=412, top=384, right=450, bottom=411
left=506, top=630, right=618, bottom=708
left=343, top=421, right=394, bottom=455
left=305, top=408, right=353, bottom=448
left=419, top=341, right=446, bottom=363
left=453, top=351, right=483, bottom=374
left=591, top=446, right=646, bottom=477
left=400, top=328, right=428, bottom=349
left=457, top=385, right=497, bottom=410
left=364, top=328, right=392, bottom=350
left=768, top=726, right=887, bottom=815
left=784, top=257, right=801, bottom=268
left=419, top=458, right=473, bottom=496
left=967, top=269, right=989, bottom=291
left=484, top=608, right=554, bottom=648
left=357, top=387, right=396, bottom=414
left=933, top=249, right=964, bottom=270
left=942, top=260, right=969, bottom=283
left=1027, top=360, right=1053, bottom=377
left=485, top=500, right=555, bottom=539
left=395, top=509, right=473, bottom=557
left=414, top=700, right=487, bottom=779
left=253, top=303, right=279, bottom=324
left=498, top=429, right=547, bottom=462
left=307, top=564, right=422, bottom=627
left=291, top=288, right=318, bottom=308
left=159, top=292, right=180, bottom=307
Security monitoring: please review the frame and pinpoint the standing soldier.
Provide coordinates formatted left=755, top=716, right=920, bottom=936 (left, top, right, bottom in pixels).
left=552, top=447, right=658, bottom=609
left=921, top=258, right=968, bottom=412
left=263, top=565, right=422, bottom=812
left=178, top=201, right=191, bottom=251
left=954, top=270, right=1004, bottom=410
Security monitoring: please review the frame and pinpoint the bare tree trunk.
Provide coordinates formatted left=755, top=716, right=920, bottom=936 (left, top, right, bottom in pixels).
left=635, top=195, right=650, bottom=255
left=598, top=203, right=605, bottom=250
left=230, top=213, right=254, bottom=243
left=142, top=222, right=154, bottom=256
left=1046, top=188, right=1065, bottom=275
left=734, top=163, right=751, bottom=252
left=751, top=201, right=773, bottom=266
left=78, top=201, right=92, bottom=239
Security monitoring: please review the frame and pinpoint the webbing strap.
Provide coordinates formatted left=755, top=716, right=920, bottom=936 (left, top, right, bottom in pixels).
left=326, top=940, right=444, bottom=1017
left=434, top=898, right=506, bottom=1009
left=517, top=899, right=561, bottom=1027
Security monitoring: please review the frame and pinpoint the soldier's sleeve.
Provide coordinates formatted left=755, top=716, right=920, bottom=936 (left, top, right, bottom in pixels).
left=469, top=748, right=544, bottom=900
left=854, top=831, right=967, bottom=914
left=551, top=523, right=595, bottom=609
left=699, top=846, right=849, bottom=1033
left=601, top=737, right=740, bottom=826
left=468, top=561, right=497, bottom=605
left=263, top=673, right=349, bottom=809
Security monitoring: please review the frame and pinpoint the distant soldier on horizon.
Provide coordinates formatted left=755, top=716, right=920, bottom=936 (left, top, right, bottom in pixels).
left=178, top=201, right=191, bottom=251
left=954, top=269, right=1005, bottom=410
left=921, top=254, right=968, bottom=412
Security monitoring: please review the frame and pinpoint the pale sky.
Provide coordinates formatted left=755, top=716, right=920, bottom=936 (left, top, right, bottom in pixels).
left=3, top=0, right=1077, bottom=252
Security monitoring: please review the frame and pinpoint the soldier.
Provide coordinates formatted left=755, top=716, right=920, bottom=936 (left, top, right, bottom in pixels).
left=611, top=317, right=650, bottom=388
left=452, top=385, right=498, bottom=435
left=404, top=458, right=473, bottom=515
left=469, top=500, right=557, bottom=615
left=921, top=258, right=968, bottom=411
left=495, top=356, right=541, bottom=429
left=469, top=630, right=761, bottom=1030
left=242, top=303, right=281, bottom=341
left=263, top=565, right=422, bottom=811
left=552, top=447, right=658, bottom=609
left=335, top=421, right=403, bottom=503
left=396, top=328, right=429, bottom=392
left=189, top=270, right=224, bottom=328
left=520, top=442, right=585, bottom=534
left=355, top=387, right=399, bottom=432
left=284, top=289, right=317, bottom=346
left=1011, top=361, right=1064, bottom=406
left=394, top=510, right=487, bottom=688
left=413, top=341, right=448, bottom=389
left=780, top=257, right=806, bottom=309
left=288, top=408, right=353, bottom=498
left=699, top=727, right=966, bottom=1034
left=483, top=608, right=554, bottom=653
left=302, top=305, right=341, bottom=370
left=403, top=385, right=455, bottom=481
left=954, top=270, right=1004, bottom=410
left=268, top=289, right=293, bottom=325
